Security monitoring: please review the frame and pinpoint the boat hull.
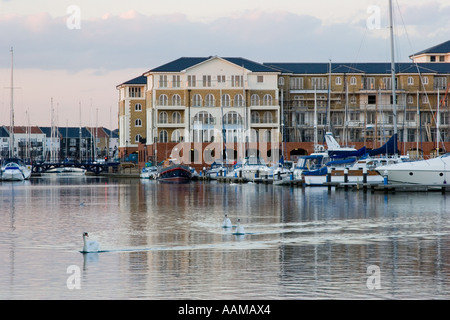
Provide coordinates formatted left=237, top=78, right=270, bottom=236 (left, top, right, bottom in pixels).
left=1, top=160, right=32, bottom=181
left=377, top=154, right=450, bottom=185
left=157, top=165, right=192, bottom=182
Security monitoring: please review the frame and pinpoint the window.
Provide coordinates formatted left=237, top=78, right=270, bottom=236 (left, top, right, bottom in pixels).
left=434, top=77, right=447, bottom=90
left=350, top=96, right=357, bottom=104
left=159, top=75, right=168, bottom=88
left=129, top=87, right=142, bottom=98
left=430, top=56, right=436, bottom=62
left=368, top=95, right=376, bottom=105
left=172, top=75, right=181, bottom=88
left=223, top=111, right=242, bottom=125
left=312, top=77, right=327, bottom=90
left=172, top=94, right=181, bottom=106
left=135, top=119, right=142, bottom=127
left=257, top=75, right=264, bottom=83
left=159, top=130, right=168, bottom=143
left=217, top=75, right=226, bottom=84
left=262, top=111, right=273, bottom=123
left=422, top=95, right=429, bottom=104
left=205, top=94, right=215, bottom=107
left=171, top=130, right=182, bottom=142
left=364, top=77, right=375, bottom=90
left=407, top=95, right=414, bottom=104
left=193, top=111, right=214, bottom=125
left=405, top=112, right=415, bottom=121
left=158, top=94, right=168, bottom=106
left=134, top=134, right=142, bottom=143
left=251, top=111, right=260, bottom=123
left=172, top=111, right=182, bottom=124
left=367, top=112, right=376, bottom=124
left=192, top=94, right=202, bottom=107
left=188, top=75, right=196, bottom=87
left=234, top=94, right=244, bottom=107
left=203, top=75, right=211, bottom=87
left=335, top=77, right=342, bottom=85
left=290, top=77, right=304, bottom=89
left=159, top=111, right=168, bottom=124
left=422, top=76, right=429, bottom=85
left=262, top=94, right=273, bottom=106
left=407, top=76, right=414, bottom=86
left=221, top=94, right=231, bottom=107
left=135, top=103, right=142, bottom=111
left=251, top=94, right=260, bottom=106
left=278, top=77, right=284, bottom=86
left=350, top=77, right=357, bottom=86
left=231, top=75, right=243, bottom=87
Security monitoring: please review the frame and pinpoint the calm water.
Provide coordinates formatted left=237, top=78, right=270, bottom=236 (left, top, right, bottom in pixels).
left=0, top=175, right=449, bottom=300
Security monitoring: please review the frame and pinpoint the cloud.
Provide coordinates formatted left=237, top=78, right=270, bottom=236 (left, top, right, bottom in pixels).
left=0, top=7, right=449, bottom=74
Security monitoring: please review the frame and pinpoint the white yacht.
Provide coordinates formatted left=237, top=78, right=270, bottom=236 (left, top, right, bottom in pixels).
left=376, top=153, right=450, bottom=185
left=1, top=158, right=32, bottom=181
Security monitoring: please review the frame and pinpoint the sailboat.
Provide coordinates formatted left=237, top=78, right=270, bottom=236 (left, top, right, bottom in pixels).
left=1, top=48, right=32, bottom=181
left=375, top=1, right=450, bottom=185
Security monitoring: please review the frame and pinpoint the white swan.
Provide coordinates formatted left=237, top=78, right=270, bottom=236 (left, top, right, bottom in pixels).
left=222, top=214, right=232, bottom=228
left=234, top=218, right=245, bottom=235
left=82, top=232, right=100, bottom=253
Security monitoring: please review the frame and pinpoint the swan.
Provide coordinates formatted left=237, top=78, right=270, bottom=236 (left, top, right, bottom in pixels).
left=222, top=214, right=232, bottom=228
left=82, top=232, right=100, bottom=253
left=234, top=218, right=245, bottom=235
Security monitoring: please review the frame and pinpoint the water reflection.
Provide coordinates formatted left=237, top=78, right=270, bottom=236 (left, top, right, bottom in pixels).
left=0, top=176, right=449, bottom=299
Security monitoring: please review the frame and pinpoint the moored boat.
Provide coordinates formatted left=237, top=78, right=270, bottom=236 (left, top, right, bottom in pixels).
left=157, top=163, right=192, bottom=182
left=1, top=158, right=32, bottom=181
left=376, top=153, right=450, bottom=185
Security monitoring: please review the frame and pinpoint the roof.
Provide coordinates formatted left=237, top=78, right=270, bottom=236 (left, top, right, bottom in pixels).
left=264, top=62, right=450, bottom=75
left=148, top=56, right=279, bottom=73
left=0, top=126, right=9, bottom=137
left=117, top=75, right=147, bottom=87
left=411, top=40, right=450, bottom=56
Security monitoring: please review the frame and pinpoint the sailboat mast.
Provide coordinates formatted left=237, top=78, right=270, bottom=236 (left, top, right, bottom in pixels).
left=9, top=47, right=15, bottom=158
left=389, top=0, right=398, bottom=156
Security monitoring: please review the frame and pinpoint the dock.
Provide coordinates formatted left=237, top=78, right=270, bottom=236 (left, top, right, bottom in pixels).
left=323, top=181, right=450, bottom=193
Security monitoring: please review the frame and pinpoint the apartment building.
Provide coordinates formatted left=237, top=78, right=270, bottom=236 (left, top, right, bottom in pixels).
left=117, top=41, right=450, bottom=166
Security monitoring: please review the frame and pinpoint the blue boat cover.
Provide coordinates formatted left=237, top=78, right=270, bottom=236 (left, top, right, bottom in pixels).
left=367, top=134, right=398, bottom=156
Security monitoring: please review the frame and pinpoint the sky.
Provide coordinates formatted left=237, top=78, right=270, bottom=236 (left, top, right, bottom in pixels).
left=0, top=0, right=449, bottom=129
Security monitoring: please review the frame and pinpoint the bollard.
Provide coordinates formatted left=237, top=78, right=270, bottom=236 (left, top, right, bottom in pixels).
left=344, top=168, right=349, bottom=183
left=327, top=167, right=332, bottom=191
left=363, top=167, right=367, bottom=184
left=383, top=170, right=388, bottom=185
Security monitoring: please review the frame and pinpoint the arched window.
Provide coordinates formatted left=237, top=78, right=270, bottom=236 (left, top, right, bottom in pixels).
left=221, top=94, right=231, bottom=107
left=350, top=76, right=357, bottom=85
left=158, top=94, right=168, bottom=106
left=134, top=134, right=142, bottom=143
left=192, top=94, right=202, bottom=107
left=172, top=111, right=182, bottom=124
left=251, top=94, right=260, bottom=106
left=159, top=130, right=168, bottom=143
left=223, top=111, right=242, bottom=125
left=251, top=111, right=260, bottom=123
left=193, top=111, right=214, bottom=124
left=159, top=111, right=168, bottom=124
left=205, top=94, right=215, bottom=107
left=135, top=103, right=142, bottom=111
left=262, top=94, right=273, bottom=106
left=234, top=94, right=244, bottom=107
left=171, top=130, right=182, bottom=142
left=135, top=118, right=142, bottom=127
left=172, top=94, right=181, bottom=106
left=263, top=111, right=273, bottom=123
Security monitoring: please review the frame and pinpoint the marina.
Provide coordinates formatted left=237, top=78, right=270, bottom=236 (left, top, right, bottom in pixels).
left=1, top=175, right=450, bottom=299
